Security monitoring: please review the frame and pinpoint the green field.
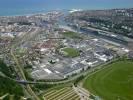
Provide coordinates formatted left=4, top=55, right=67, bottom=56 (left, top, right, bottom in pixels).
left=62, top=47, right=80, bottom=58
left=83, top=60, right=133, bottom=100
left=63, top=31, right=82, bottom=39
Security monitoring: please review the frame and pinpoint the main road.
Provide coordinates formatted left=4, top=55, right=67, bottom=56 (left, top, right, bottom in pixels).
left=10, top=28, right=41, bottom=100
left=11, top=47, right=40, bottom=100
left=15, top=58, right=119, bottom=85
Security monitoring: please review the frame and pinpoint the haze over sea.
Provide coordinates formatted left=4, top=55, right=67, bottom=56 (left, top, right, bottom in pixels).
left=0, top=0, right=133, bottom=16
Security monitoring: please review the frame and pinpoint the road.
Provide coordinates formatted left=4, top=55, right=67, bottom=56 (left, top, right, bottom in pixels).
left=0, top=93, right=9, bottom=100
left=11, top=48, right=40, bottom=100
left=15, top=58, right=119, bottom=86
left=10, top=28, right=41, bottom=100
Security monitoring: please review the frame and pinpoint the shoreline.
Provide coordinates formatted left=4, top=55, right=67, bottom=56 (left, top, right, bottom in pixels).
left=0, top=7, right=132, bottom=17
left=0, top=10, right=48, bottom=17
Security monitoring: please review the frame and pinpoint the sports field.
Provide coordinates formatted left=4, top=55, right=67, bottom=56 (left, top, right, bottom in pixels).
left=62, top=47, right=80, bottom=58
left=63, top=31, right=82, bottom=39
left=83, top=60, right=133, bottom=100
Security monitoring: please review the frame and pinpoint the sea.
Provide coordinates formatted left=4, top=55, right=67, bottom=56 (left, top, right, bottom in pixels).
left=0, top=0, right=133, bottom=16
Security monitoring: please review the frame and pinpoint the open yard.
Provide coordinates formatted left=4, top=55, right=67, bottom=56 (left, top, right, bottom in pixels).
left=83, top=60, right=133, bottom=100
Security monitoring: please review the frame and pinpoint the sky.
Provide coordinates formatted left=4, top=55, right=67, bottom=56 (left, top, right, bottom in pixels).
left=0, top=0, right=133, bottom=9
left=0, top=0, right=132, bottom=15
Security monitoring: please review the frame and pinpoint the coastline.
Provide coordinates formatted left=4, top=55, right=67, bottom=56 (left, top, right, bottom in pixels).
left=0, top=10, right=48, bottom=17
left=0, top=7, right=132, bottom=17
left=0, top=9, right=68, bottom=17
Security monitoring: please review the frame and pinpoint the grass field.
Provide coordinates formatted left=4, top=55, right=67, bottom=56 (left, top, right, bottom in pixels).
left=43, top=86, right=80, bottom=100
left=63, top=31, right=82, bottom=39
left=62, top=47, right=80, bottom=58
left=83, top=60, right=133, bottom=100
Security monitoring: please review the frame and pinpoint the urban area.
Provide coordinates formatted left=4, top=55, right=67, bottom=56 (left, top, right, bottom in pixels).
left=0, top=8, right=133, bottom=100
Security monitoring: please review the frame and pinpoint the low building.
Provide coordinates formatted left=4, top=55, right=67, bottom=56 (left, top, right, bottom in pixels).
left=94, top=50, right=113, bottom=62
left=52, top=63, right=85, bottom=79
left=31, top=67, right=63, bottom=80
left=94, top=52, right=108, bottom=62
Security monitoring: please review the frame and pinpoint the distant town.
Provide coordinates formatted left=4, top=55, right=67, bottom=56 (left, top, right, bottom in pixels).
left=0, top=8, right=133, bottom=100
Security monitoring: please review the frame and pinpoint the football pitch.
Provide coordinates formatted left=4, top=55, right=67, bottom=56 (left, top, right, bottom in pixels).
left=62, top=47, right=80, bottom=58
left=83, top=60, right=133, bottom=100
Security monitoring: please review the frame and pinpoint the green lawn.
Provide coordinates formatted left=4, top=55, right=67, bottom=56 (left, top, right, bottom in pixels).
left=63, top=31, right=82, bottom=39
left=83, top=60, right=133, bottom=100
left=62, top=48, right=80, bottom=58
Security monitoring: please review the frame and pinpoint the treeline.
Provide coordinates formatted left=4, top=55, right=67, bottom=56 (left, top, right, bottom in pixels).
left=23, top=69, right=34, bottom=81
left=74, top=75, right=84, bottom=86
left=0, top=61, right=15, bottom=78
left=0, top=76, right=24, bottom=100
left=34, top=83, right=55, bottom=91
